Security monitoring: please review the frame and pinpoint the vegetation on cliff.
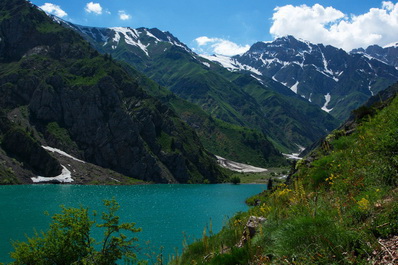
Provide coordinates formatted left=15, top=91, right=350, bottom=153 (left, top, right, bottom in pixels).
left=172, top=85, right=398, bottom=264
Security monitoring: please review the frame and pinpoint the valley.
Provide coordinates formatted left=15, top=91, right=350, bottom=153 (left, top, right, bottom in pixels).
left=1, top=0, right=398, bottom=264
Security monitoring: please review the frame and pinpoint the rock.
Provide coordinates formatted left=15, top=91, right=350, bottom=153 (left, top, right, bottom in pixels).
left=236, top=216, right=267, bottom=248
left=1, top=128, right=62, bottom=177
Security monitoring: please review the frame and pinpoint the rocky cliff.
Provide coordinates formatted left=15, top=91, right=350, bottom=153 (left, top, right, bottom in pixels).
left=0, top=0, right=225, bottom=184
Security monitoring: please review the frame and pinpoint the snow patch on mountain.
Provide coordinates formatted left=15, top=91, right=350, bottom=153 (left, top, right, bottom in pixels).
left=200, top=54, right=238, bottom=70
left=200, top=54, right=262, bottom=76
left=368, top=81, right=374, bottom=96
left=216, top=156, right=268, bottom=173
left=42, top=146, right=86, bottom=163
left=321, top=93, right=333, bottom=113
left=144, top=29, right=161, bottom=42
left=320, top=51, right=339, bottom=82
left=110, top=27, right=149, bottom=56
left=290, top=81, right=299, bottom=94
left=201, top=61, right=211, bottom=68
left=251, top=74, right=264, bottom=84
left=383, top=42, right=398, bottom=48
left=166, top=36, right=192, bottom=53
left=31, top=165, right=74, bottom=183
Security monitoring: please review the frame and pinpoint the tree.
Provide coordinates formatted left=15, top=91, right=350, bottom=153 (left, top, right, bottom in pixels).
left=230, top=176, right=241, bottom=184
left=10, top=198, right=143, bottom=264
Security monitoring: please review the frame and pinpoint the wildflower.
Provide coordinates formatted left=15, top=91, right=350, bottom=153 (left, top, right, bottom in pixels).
left=260, top=203, right=271, bottom=214
left=357, top=197, right=370, bottom=211
left=325, top=173, right=338, bottom=185
left=276, top=188, right=292, bottom=197
left=233, top=219, right=242, bottom=227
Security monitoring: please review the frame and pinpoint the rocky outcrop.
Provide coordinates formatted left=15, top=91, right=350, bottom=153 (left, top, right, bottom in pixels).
left=236, top=216, right=267, bottom=248
left=2, top=128, right=62, bottom=177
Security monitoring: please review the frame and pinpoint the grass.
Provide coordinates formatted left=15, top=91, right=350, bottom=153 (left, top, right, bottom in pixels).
left=171, top=89, right=398, bottom=264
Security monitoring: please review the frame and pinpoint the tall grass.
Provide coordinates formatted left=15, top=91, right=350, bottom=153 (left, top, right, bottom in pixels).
left=171, top=92, right=398, bottom=264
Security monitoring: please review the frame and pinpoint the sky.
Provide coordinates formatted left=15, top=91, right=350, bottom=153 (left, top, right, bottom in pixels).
left=29, top=0, right=398, bottom=56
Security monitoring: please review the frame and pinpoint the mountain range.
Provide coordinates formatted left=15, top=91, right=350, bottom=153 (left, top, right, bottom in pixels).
left=63, top=22, right=340, bottom=153
left=205, top=36, right=398, bottom=121
left=1, top=0, right=398, bottom=184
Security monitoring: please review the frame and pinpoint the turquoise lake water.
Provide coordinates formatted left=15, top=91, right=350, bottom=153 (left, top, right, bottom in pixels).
left=0, top=184, right=265, bottom=263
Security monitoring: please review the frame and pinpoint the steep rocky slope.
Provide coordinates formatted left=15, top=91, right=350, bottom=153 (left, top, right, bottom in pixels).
left=60, top=22, right=339, bottom=152
left=0, top=0, right=225, bottom=184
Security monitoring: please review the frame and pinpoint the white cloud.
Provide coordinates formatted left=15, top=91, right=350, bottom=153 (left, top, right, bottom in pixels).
left=118, top=10, right=131, bottom=21
left=194, top=37, right=250, bottom=56
left=85, top=2, right=102, bottom=15
left=39, top=3, right=68, bottom=18
left=270, top=1, right=398, bottom=51
left=195, top=36, right=214, bottom=46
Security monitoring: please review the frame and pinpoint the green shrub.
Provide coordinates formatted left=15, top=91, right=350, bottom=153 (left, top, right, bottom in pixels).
left=230, top=176, right=241, bottom=184
left=10, top=199, right=143, bottom=264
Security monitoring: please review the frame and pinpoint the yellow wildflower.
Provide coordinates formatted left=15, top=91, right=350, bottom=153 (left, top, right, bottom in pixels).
left=357, top=197, right=370, bottom=211
left=260, top=203, right=271, bottom=214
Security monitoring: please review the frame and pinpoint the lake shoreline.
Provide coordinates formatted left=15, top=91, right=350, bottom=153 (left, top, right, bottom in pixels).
left=0, top=184, right=265, bottom=263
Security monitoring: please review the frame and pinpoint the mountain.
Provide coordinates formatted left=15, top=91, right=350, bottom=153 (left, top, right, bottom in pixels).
left=61, top=22, right=339, bottom=153
left=0, top=0, right=226, bottom=184
left=205, top=35, right=398, bottom=121
left=119, top=62, right=287, bottom=167
left=351, top=42, right=398, bottom=69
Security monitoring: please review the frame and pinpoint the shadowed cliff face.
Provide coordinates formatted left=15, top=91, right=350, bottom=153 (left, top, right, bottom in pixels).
left=2, top=128, right=62, bottom=177
left=0, top=0, right=225, bottom=183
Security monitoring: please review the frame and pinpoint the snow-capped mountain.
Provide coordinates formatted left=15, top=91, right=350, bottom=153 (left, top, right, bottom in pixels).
left=351, top=43, right=398, bottom=69
left=56, top=18, right=193, bottom=59
left=55, top=19, right=339, bottom=152
left=204, top=36, right=398, bottom=120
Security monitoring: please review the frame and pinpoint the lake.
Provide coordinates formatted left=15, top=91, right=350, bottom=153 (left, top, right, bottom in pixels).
left=0, top=184, right=265, bottom=263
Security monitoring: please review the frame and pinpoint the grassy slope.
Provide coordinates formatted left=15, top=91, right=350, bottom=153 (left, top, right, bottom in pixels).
left=172, top=85, right=398, bottom=264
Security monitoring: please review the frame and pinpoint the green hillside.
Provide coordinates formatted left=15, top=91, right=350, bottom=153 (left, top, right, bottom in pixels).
left=69, top=24, right=340, bottom=154
left=172, top=84, right=398, bottom=264
left=0, top=0, right=225, bottom=184
left=121, top=62, right=287, bottom=167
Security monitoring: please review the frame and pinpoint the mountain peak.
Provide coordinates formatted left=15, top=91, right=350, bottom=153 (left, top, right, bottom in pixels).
left=383, top=41, right=398, bottom=48
left=213, top=35, right=398, bottom=120
left=59, top=21, right=192, bottom=57
left=350, top=42, right=398, bottom=69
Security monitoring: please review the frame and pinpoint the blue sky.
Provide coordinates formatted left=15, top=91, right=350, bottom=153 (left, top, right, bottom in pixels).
left=30, top=0, right=398, bottom=55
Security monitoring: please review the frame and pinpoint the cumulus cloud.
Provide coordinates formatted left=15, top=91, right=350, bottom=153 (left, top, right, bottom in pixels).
left=194, top=37, right=250, bottom=56
left=118, top=10, right=131, bottom=20
left=270, top=1, right=398, bottom=51
left=85, top=2, right=102, bottom=15
left=39, top=3, right=67, bottom=18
